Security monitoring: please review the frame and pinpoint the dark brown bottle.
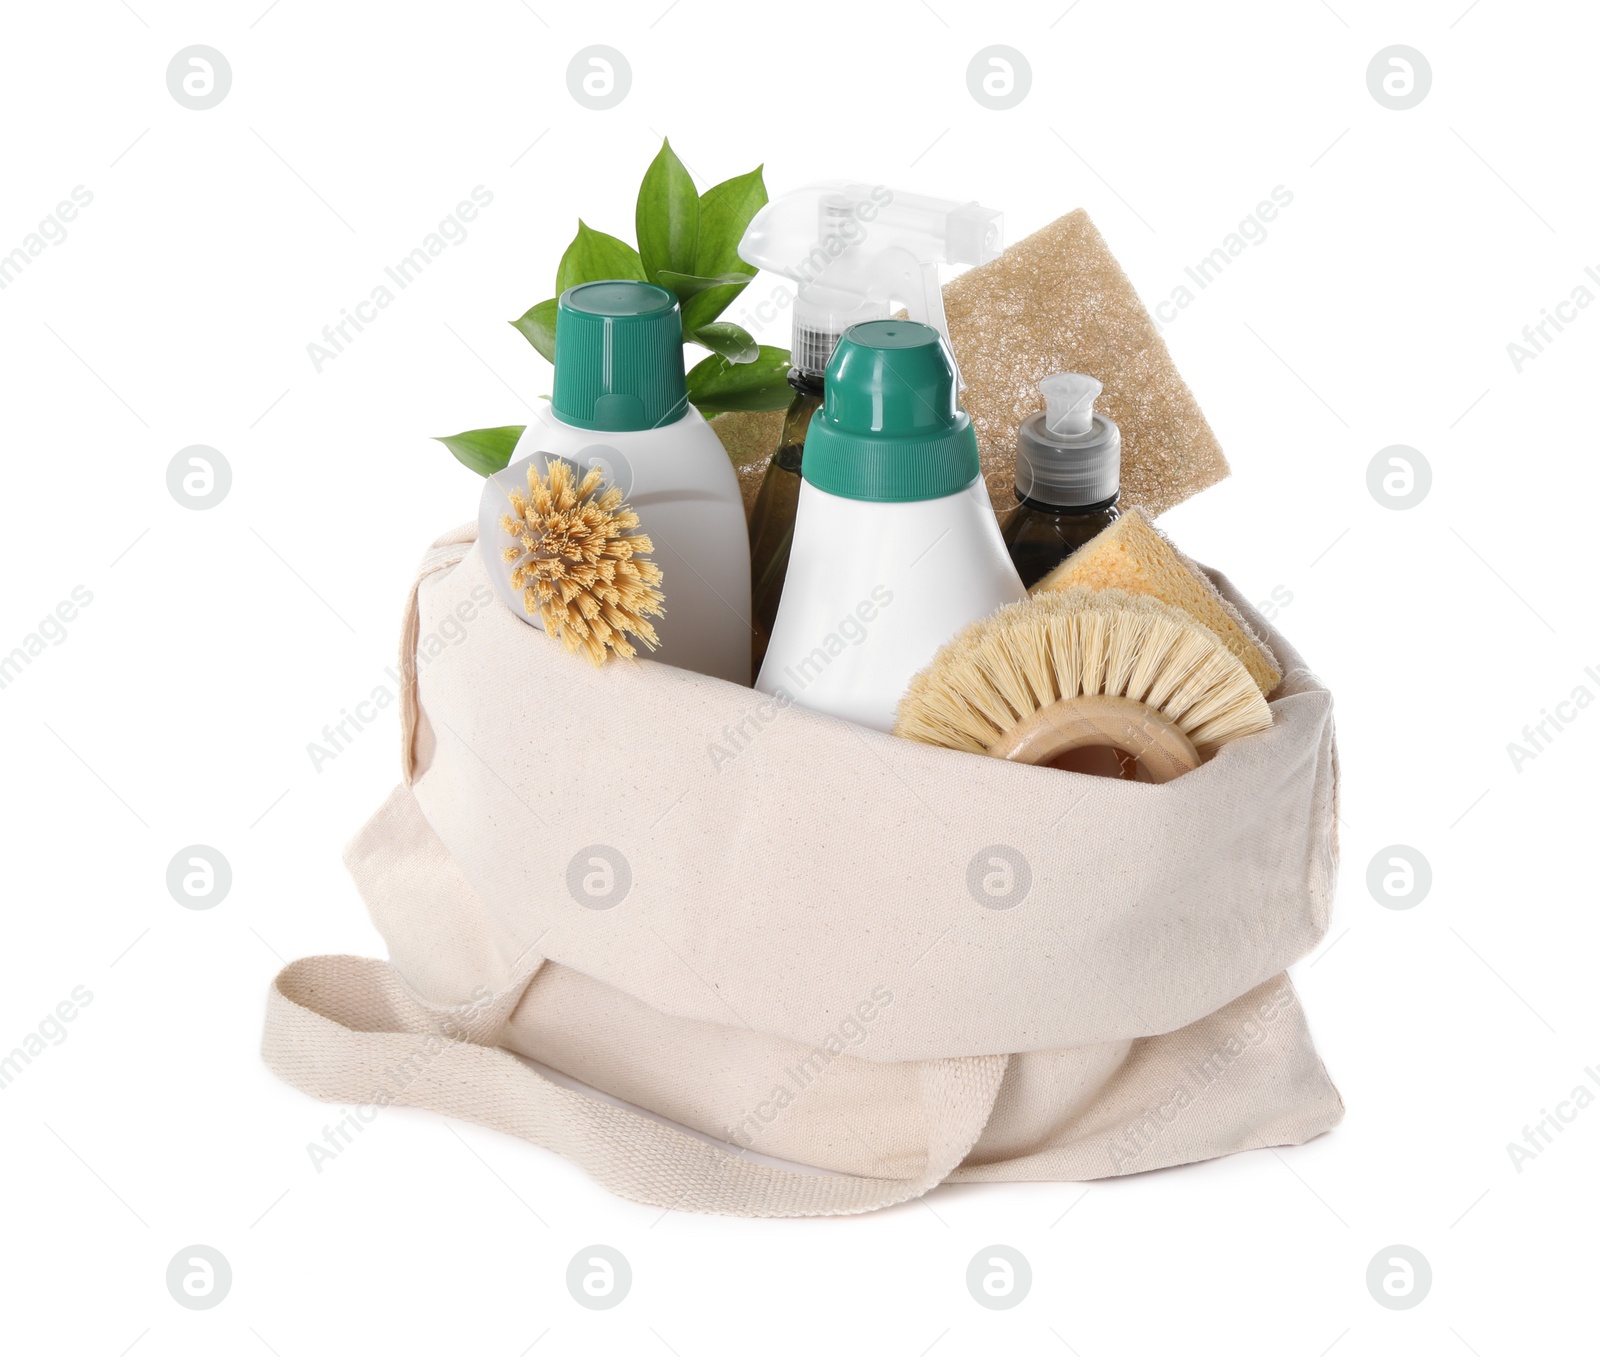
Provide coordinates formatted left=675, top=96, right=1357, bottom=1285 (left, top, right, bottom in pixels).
left=1002, top=494, right=1120, bottom=588
left=1000, top=372, right=1122, bottom=589
left=748, top=370, right=823, bottom=674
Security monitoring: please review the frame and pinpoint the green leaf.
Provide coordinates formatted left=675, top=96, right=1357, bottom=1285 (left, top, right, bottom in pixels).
left=636, top=138, right=699, bottom=286
left=435, top=425, right=525, bottom=477
left=685, top=345, right=792, bottom=414
left=656, top=270, right=752, bottom=307
left=691, top=321, right=758, bottom=364
left=682, top=165, right=766, bottom=333
left=555, top=220, right=645, bottom=293
left=510, top=298, right=558, bottom=361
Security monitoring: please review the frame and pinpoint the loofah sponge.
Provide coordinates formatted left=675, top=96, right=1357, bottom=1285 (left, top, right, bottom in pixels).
left=942, top=209, right=1229, bottom=520
left=710, top=409, right=787, bottom=520
left=1036, top=508, right=1281, bottom=698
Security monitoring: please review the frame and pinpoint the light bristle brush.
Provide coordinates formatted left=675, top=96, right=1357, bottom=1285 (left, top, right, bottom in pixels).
left=894, top=588, right=1272, bottom=783
left=498, top=457, right=665, bottom=667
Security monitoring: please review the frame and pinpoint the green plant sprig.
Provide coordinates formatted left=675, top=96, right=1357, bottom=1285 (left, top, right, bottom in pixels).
left=438, top=138, right=791, bottom=476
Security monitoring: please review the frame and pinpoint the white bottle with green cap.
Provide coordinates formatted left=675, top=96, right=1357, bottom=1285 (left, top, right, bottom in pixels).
left=479, top=280, right=751, bottom=684
left=755, top=319, right=1025, bottom=730
left=735, top=183, right=1003, bottom=673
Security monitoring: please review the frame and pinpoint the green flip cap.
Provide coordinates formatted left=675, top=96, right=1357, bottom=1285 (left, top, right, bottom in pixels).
left=801, top=320, right=980, bottom=502
left=552, top=280, right=688, bottom=432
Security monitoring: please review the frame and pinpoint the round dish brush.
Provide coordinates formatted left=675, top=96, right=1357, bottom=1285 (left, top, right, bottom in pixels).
left=895, top=588, right=1272, bottom=783
left=499, top=457, right=665, bottom=666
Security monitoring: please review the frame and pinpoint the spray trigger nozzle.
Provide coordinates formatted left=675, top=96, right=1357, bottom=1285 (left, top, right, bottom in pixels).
left=737, top=184, right=1003, bottom=384
left=1039, top=373, right=1102, bottom=439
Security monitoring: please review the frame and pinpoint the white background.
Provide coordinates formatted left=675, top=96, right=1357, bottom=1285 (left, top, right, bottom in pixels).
left=2, top=0, right=1596, bottom=1352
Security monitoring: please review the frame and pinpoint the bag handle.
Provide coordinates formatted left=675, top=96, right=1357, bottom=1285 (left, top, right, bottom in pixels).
left=263, top=954, right=1008, bottom=1218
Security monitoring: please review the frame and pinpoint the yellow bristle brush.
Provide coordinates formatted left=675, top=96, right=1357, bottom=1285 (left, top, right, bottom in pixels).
left=894, top=588, right=1272, bottom=783
left=499, top=457, right=665, bottom=667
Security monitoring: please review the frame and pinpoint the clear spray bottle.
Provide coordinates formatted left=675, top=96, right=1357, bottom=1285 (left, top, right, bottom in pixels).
left=737, top=184, right=1003, bottom=671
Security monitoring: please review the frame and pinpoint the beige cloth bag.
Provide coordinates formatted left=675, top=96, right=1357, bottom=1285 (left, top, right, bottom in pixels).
left=263, top=526, right=1343, bottom=1217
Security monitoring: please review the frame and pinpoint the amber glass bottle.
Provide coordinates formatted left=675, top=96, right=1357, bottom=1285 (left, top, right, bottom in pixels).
left=1002, top=494, right=1120, bottom=588
left=747, top=370, right=823, bottom=674
left=1000, top=373, right=1122, bottom=589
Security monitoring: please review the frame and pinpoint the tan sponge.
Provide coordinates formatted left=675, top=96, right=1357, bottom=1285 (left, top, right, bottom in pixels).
left=710, top=409, right=786, bottom=519
left=943, top=209, right=1229, bottom=519
left=1037, top=508, right=1281, bottom=698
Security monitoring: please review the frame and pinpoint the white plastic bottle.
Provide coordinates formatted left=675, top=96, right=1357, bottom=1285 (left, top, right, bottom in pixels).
left=479, top=281, right=751, bottom=685
left=756, top=320, right=1025, bottom=729
left=736, top=183, right=1004, bottom=670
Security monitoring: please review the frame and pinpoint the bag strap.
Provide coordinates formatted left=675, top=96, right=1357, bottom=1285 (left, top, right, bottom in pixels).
left=400, top=525, right=477, bottom=784
left=263, top=954, right=1007, bottom=1218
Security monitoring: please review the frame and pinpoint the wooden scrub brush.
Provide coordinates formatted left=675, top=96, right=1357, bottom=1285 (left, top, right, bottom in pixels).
left=499, top=457, right=665, bottom=666
left=894, top=588, right=1272, bottom=783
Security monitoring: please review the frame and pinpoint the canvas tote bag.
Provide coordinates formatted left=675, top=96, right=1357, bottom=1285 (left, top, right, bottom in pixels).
left=262, top=525, right=1344, bottom=1217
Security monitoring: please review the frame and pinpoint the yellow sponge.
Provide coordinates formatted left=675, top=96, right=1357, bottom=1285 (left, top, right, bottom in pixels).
left=1036, top=509, right=1281, bottom=697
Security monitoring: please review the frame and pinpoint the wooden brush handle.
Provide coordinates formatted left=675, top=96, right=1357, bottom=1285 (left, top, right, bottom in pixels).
left=985, top=694, right=1202, bottom=784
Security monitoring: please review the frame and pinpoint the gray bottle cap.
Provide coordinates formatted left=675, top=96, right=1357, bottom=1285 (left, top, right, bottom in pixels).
left=1014, top=372, right=1120, bottom=507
